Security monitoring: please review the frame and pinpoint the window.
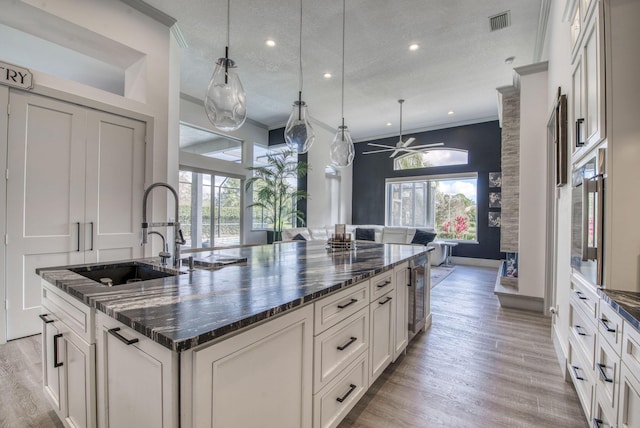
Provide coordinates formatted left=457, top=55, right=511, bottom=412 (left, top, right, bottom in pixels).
left=325, top=166, right=341, bottom=225
left=179, top=170, right=242, bottom=248
left=394, top=148, right=468, bottom=170
left=250, top=145, right=299, bottom=230
left=386, top=173, right=477, bottom=241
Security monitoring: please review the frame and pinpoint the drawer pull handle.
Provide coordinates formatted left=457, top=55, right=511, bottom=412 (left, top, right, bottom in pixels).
left=573, top=325, right=587, bottom=336
left=376, top=280, right=392, bottom=288
left=575, top=290, right=587, bottom=300
left=39, top=314, right=54, bottom=324
left=596, top=363, right=613, bottom=383
left=599, top=318, right=615, bottom=333
left=108, top=327, right=139, bottom=346
left=571, top=365, right=584, bottom=381
left=336, top=384, right=357, bottom=403
left=53, top=333, right=63, bottom=368
left=337, top=298, right=357, bottom=309
left=76, top=222, right=81, bottom=252
left=379, top=296, right=392, bottom=305
left=337, top=337, right=357, bottom=351
left=89, top=222, right=94, bottom=251
left=593, top=418, right=603, bottom=428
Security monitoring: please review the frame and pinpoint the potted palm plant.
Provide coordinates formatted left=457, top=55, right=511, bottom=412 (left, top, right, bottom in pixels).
left=245, top=149, right=309, bottom=243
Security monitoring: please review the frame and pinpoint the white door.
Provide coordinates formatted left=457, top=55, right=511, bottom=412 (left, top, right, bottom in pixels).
left=6, top=91, right=86, bottom=340
left=84, top=110, right=145, bottom=264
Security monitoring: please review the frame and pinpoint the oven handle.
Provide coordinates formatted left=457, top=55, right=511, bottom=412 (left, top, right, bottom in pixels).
left=595, top=173, right=604, bottom=285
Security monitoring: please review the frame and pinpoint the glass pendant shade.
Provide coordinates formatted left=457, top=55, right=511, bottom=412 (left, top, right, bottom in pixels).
left=204, top=57, right=247, bottom=132
left=285, top=99, right=315, bottom=153
left=329, top=124, right=355, bottom=168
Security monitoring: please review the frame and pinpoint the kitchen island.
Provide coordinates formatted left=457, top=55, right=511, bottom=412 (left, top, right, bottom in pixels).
left=38, top=240, right=431, bottom=428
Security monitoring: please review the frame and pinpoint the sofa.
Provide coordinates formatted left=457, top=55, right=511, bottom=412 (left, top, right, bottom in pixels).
left=281, top=225, right=447, bottom=266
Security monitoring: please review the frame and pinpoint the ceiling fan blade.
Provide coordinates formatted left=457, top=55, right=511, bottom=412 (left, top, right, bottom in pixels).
left=405, top=142, right=445, bottom=149
left=362, top=148, right=396, bottom=155
left=401, top=137, right=416, bottom=147
left=367, top=143, right=396, bottom=149
left=389, top=149, right=401, bottom=158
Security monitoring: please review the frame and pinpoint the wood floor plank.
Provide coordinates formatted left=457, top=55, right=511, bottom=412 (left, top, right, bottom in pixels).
left=339, top=265, right=587, bottom=428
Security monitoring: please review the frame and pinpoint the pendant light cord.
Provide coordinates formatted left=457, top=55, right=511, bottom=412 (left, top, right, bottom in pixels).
left=340, top=0, right=346, bottom=138
left=226, top=0, right=230, bottom=48
left=299, top=0, right=303, bottom=92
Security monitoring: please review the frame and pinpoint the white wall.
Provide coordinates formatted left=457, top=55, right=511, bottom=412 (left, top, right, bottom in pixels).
left=305, top=123, right=353, bottom=227
left=517, top=66, right=549, bottom=299
left=544, top=0, right=585, bottom=371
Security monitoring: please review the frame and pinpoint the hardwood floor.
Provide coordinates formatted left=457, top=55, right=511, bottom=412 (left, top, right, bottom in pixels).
left=0, top=334, right=63, bottom=428
left=339, top=265, right=587, bottom=428
left=0, top=266, right=586, bottom=427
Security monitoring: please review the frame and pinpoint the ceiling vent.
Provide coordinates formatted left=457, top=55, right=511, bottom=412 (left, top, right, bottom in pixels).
left=489, top=11, right=511, bottom=32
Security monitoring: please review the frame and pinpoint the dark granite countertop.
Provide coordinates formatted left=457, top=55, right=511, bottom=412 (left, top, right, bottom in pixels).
left=599, top=289, right=640, bottom=332
left=38, top=241, right=430, bottom=352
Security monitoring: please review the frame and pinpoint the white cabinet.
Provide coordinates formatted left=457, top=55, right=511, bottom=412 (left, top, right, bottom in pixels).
left=369, top=287, right=395, bottom=383
left=187, top=304, right=313, bottom=428
left=5, top=90, right=146, bottom=340
left=96, top=312, right=178, bottom=428
left=570, top=1, right=605, bottom=157
left=393, top=262, right=409, bottom=361
left=619, top=364, right=640, bottom=428
left=41, top=305, right=96, bottom=428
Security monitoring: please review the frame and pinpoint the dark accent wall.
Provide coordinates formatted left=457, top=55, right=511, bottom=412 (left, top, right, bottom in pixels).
left=268, top=127, right=307, bottom=227
left=353, top=120, right=503, bottom=260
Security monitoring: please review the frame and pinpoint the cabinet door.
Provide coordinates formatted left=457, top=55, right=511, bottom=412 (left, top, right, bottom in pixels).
left=41, top=312, right=64, bottom=412
left=6, top=91, right=86, bottom=339
left=84, top=110, right=145, bottom=264
left=619, top=364, right=640, bottom=428
left=393, top=263, right=408, bottom=361
left=191, top=305, right=313, bottom=428
left=369, top=290, right=394, bottom=383
left=571, top=55, right=585, bottom=152
left=62, top=327, right=96, bottom=428
left=96, top=314, right=177, bottom=428
left=582, top=8, right=605, bottom=147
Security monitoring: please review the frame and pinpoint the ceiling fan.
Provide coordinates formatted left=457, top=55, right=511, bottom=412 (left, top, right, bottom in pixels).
left=362, top=99, right=444, bottom=158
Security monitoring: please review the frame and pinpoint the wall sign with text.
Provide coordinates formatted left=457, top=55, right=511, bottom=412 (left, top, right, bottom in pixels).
left=0, top=61, right=34, bottom=90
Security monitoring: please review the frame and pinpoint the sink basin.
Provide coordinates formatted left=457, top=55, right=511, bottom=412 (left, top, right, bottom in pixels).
left=69, top=262, right=183, bottom=286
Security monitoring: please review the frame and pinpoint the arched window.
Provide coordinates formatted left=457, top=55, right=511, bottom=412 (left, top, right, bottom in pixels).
left=393, top=148, right=469, bottom=170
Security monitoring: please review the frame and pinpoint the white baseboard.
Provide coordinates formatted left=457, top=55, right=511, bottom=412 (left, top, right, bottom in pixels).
left=494, top=291, right=545, bottom=312
left=552, top=323, right=568, bottom=380
left=449, top=256, right=500, bottom=268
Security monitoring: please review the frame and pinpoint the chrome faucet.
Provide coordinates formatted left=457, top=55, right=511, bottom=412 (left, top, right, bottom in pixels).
left=141, top=182, right=186, bottom=268
left=147, top=231, right=171, bottom=266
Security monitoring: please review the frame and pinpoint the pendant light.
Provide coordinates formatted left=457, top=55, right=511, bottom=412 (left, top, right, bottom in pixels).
left=284, top=0, right=315, bottom=154
left=329, top=0, right=354, bottom=168
left=204, top=0, right=247, bottom=132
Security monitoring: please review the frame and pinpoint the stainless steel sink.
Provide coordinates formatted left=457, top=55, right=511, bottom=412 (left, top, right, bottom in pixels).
left=69, top=262, right=183, bottom=286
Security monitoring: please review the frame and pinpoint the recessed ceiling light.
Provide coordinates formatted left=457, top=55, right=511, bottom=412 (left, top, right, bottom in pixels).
left=386, top=122, right=392, bottom=126
left=504, top=56, right=515, bottom=64
left=265, top=39, right=276, bottom=47
left=323, top=72, right=332, bottom=79
left=448, top=110, right=455, bottom=115
left=409, top=44, right=420, bottom=51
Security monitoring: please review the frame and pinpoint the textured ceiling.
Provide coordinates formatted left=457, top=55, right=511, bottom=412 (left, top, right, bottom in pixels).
left=143, top=0, right=543, bottom=141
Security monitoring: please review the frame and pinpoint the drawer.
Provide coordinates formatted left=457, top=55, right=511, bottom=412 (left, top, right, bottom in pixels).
left=593, top=391, right=617, bottom=428
left=569, top=336, right=595, bottom=421
left=42, top=280, right=94, bottom=344
left=314, top=281, right=369, bottom=334
left=313, top=352, right=368, bottom=428
left=595, top=336, right=619, bottom=412
left=370, top=271, right=394, bottom=302
left=622, top=320, right=640, bottom=377
left=598, top=300, right=623, bottom=357
left=314, top=307, right=369, bottom=393
left=570, top=301, right=597, bottom=367
left=571, top=276, right=599, bottom=320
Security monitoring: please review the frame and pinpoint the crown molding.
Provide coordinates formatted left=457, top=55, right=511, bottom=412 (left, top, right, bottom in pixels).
left=119, top=0, right=176, bottom=27
left=534, top=0, right=552, bottom=61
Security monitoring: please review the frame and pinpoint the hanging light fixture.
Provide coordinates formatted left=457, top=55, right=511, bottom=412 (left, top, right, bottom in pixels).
left=204, top=0, right=247, bottom=132
left=329, top=0, right=354, bottom=168
left=284, top=0, right=315, bottom=154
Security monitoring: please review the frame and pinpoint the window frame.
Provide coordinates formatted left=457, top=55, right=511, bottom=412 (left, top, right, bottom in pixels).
left=385, top=172, right=478, bottom=243
left=393, top=148, right=469, bottom=171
